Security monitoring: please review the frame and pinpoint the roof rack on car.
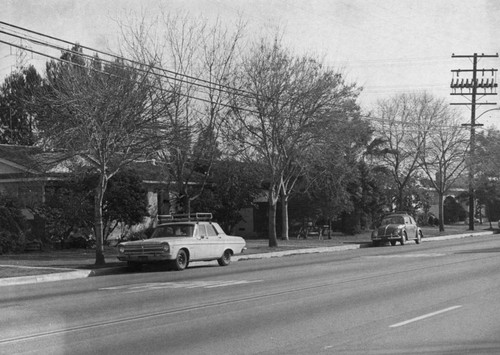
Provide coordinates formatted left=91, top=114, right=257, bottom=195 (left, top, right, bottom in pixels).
left=158, top=213, right=213, bottom=224
left=386, top=211, right=410, bottom=215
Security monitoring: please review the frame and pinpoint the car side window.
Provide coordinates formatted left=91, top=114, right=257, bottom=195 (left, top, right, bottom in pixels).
left=198, top=225, right=207, bottom=237
left=206, top=224, right=218, bottom=237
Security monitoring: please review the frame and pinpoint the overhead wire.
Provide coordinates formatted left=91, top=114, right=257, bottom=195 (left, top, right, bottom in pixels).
left=0, top=21, right=473, bottom=132
left=0, top=27, right=258, bottom=108
left=0, top=37, right=261, bottom=116
left=0, top=20, right=255, bottom=99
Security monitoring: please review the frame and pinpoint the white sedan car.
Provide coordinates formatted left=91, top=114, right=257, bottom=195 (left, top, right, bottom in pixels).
left=117, top=213, right=246, bottom=271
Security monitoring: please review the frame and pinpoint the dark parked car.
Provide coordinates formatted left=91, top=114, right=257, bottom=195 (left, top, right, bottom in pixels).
left=371, top=212, right=423, bottom=247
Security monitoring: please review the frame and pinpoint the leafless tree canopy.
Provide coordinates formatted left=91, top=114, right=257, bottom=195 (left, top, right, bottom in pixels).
left=119, top=12, right=245, bottom=213
left=36, top=47, right=169, bottom=264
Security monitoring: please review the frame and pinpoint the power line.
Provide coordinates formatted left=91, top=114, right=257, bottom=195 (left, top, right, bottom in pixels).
left=1, top=36, right=462, bottom=132
left=0, top=22, right=475, bottom=133
left=0, top=21, right=255, bottom=99
left=0, top=37, right=261, bottom=116
left=361, top=114, right=467, bottom=132
left=0, top=26, right=255, bottom=103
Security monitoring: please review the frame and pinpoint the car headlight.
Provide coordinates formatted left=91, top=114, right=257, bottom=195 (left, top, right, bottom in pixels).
left=118, top=245, right=125, bottom=254
left=161, top=243, right=170, bottom=253
left=371, top=230, right=378, bottom=238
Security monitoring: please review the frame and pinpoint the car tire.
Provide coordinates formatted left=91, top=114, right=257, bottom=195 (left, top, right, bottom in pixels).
left=372, top=241, right=380, bottom=247
left=390, top=241, right=397, bottom=246
left=171, top=249, right=188, bottom=271
left=400, top=232, right=407, bottom=245
left=415, top=231, right=422, bottom=244
left=217, top=249, right=232, bottom=266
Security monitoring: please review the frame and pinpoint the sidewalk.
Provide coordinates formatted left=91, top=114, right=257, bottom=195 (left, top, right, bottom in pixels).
left=0, top=226, right=495, bottom=286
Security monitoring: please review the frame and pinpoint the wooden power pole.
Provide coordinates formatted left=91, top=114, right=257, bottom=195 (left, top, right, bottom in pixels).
left=450, top=53, right=498, bottom=230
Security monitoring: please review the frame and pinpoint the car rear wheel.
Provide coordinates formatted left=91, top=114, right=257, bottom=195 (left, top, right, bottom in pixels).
left=400, top=232, right=407, bottom=245
left=218, top=249, right=232, bottom=266
left=390, top=240, right=397, bottom=246
left=171, top=249, right=188, bottom=271
left=372, top=241, right=380, bottom=247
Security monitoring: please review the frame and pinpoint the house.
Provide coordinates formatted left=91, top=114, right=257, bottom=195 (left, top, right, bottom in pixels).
left=0, top=144, right=270, bottom=240
left=0, top=144, right=71, bottom=208
left=0, top=144, right=172, bottom=238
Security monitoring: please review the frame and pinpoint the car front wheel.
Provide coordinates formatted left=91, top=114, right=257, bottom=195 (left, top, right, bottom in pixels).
left=171, top=249, right=188, bottom=271
left=400, top=232, right=407, bottom=245
left=218, top=249, right=232, bottom=266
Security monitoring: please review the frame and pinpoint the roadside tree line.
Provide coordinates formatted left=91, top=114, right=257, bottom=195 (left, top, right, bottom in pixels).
left=0, top=11, right=495, bottom=263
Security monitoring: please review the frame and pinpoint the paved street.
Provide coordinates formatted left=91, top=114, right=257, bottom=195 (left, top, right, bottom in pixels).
left=2, top=235, right=500, bottom=354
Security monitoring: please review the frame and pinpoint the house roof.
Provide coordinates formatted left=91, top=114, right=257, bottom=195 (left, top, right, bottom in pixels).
left=0, top=144, right=70, bottom=174
left=0, top=144, right=169, bottom=185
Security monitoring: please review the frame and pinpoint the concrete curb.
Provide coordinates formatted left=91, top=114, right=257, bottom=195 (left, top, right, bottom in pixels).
left=234, top=244, right=362, bottom=261
left=0, top=231, right=495, bottom=286
left=422, top=230, right=493, bottom=242
left=0, top=268, right=92, bottom=286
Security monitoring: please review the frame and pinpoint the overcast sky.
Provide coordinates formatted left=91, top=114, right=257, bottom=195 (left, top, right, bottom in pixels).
left=2, top=0, right=500, bottom=127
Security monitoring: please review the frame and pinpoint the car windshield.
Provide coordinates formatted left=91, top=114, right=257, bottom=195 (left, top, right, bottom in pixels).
left=381, top=216, right=404, bottom=225
left=151, top=224, right=195, bottom=238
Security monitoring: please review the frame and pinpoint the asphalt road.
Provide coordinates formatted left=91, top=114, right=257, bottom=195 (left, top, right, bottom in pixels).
left=2, top=235, right=500, bottom=354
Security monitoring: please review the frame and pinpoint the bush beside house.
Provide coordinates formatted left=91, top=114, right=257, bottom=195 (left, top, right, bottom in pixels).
left=0, top=200, right=28, bottom=253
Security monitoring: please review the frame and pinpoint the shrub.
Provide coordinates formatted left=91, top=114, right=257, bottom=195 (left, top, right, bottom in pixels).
left=0, top=201, right=26, bottom=253
left=0, top=231, right=23, bottom=254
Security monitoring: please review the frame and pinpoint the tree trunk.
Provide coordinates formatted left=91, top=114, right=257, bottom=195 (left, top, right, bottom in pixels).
left=397, top=188, right=404, bottom=211
left=281, top=193, right=289, bottom=241
left=186, top=195, right=191, bottom=216
left=438, top=192, right=445, bottom=232
left=94, top=174, right=107, bottom=265
left=268, top=189, right=278, bottom=247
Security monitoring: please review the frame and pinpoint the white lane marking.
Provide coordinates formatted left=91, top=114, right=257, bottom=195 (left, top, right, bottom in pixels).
left=364, top=253, right=446, bottom=258
left=389, top=305, right=462, bottom=328
left=100, top=280, right=263, bottom=293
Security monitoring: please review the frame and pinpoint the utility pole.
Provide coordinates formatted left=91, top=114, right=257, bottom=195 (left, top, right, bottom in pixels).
left=451, top=53, right=498, bottom=230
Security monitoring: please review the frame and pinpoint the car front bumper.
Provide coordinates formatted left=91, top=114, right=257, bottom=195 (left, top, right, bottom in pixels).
left=371, top=234, right=402, bottom=241
left=117, top=254, right=172, bottom=262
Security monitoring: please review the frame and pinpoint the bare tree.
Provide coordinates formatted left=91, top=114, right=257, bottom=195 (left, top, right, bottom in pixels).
left=37, top=47, right=168, bottom=264
left=373, top=92, right=438, bottom=211
left=230, top=37, right=361, bottom=245
left=419, top=106, right=468, bottom=231
left=120, top=12, right=245, bottom=215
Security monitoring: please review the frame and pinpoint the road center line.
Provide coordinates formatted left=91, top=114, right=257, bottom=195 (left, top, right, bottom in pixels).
left=389, top=305, right=462, bottom=328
